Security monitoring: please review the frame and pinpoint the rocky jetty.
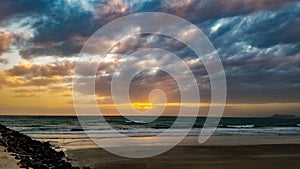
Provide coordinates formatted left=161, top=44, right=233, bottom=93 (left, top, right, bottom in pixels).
left=0, top=124, right=86, bottom=169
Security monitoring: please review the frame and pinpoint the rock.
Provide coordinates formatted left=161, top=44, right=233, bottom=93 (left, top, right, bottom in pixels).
left=0, top=124, right=84, bottom=169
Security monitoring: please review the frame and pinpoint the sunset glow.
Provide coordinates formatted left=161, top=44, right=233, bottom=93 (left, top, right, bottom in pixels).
left=131, top=102, right=153, bottom=111
left=0, top=0, right=299, bottom=117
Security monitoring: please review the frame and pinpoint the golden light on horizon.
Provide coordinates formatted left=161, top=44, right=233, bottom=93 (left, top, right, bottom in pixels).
left=131, top=102, right=153, bottom=111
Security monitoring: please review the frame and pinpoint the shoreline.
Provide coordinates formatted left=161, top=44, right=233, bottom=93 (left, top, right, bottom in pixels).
left=2, top=123, right=300, bottom=169
left=67, top=144, right=300, bottom=169
left=60, top=135, right=300, bottom=169
left=28, top=134, right=300, bottom=150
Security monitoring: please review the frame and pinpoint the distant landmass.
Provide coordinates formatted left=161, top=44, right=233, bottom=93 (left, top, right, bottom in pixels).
left=270, top=114, right=297, bottom=119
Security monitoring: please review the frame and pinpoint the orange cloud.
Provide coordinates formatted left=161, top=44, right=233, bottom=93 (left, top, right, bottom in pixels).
left=0, top=28, right=12, bottom=63
left=0, top=61, right=74, bottom=88
left=6, top=61, right=74, bottom=77
left=94, top=0, right=129, bottom=23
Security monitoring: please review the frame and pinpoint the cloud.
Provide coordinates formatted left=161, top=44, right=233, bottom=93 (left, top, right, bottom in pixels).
left=73, top=50, right=205, bottom=103
left=6, top=61, right=74, bottom=77
left=0, top=61, right=73, bottom=88
left=11, top=85, right=72, bottom=97
left=0, top=0, right=298, bottom=60
left=0, top=0, right=299, bottom=104
left=0, top=0, right=45, bottom=20
left=19, top=36, right=87, bottom=59
left=199, top=5, right=300, bottom=54
left=0, top=28, right=13, bottom=63
left=162, top=0, right=297, bottom=22
left=13, top=89, right=41, bottom=93
left=0, top=27, right=35, bottom=63
left=5, top=77, right=65, bottom=87
left=13, top=94, right=39, bottom=98
left=93, top=0, right=130, bottom=26
left=0, top=0, right=95, bottom=59
left=0, top=58, right=8, bottom=64
left=180, top=2, right=300, bottom=103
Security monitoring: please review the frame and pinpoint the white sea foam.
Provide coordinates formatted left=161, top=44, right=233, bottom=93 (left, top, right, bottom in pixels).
left=225, top=125, right=255, bottom=128
left=125, top=120, right=147, bottom=124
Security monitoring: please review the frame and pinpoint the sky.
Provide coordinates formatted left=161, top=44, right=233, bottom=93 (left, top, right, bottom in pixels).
left=0, top=0, right=299, bottom=116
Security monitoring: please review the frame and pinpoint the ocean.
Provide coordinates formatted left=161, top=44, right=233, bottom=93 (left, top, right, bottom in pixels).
left=0, top=116, right=300, bottom=137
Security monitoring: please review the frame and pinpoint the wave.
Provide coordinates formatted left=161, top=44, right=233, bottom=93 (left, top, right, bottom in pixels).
left=125, top=120, right=147, bottom=124
left=297, top=124, right=300, bottom=127
left=16, top=127, right=300, bottom=137
left=223, top=125, right=255, bottom=128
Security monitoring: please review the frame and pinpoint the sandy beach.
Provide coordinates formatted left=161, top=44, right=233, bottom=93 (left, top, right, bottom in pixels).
left=2, top=127, right=300, bottom=169
left=0, top=147, right=20, bottom=169
left=57, top=136, right=300, bottom=169
left=24, top=134, right=300, bottom=168
left=67, top=144, right=300, bottom=169
left=0, top=135, right=20, bottom=169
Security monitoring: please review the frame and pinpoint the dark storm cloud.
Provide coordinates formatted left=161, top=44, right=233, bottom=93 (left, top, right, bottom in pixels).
left=205, top=3, right=300, bottom=49
left=161, top=0, right=298, bottom=22
left=0, top=0, right=298, bottom=59
left=178, top=1, right=300, bottom=103
left=92, top=0, right=300, bottom=103
left=19, top=36, right=87, bottom=59
left=0, top=0, right=95, bottom=59
left=0, top=0, right=46, bottom=20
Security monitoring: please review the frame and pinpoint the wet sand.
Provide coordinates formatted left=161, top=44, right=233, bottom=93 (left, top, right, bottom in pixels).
left=28, top=134, right=300, bottom=169
left=67, top=144, right=300, bottom=169
left=2, top=131, right=300, bottom=169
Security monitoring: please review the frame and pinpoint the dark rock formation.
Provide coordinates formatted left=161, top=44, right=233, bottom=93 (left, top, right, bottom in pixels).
left=0, top=124, right=81, bottom=169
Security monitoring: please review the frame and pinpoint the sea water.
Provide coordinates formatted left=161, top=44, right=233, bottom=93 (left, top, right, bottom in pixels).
left=0, top=116, right=300, bottom=137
